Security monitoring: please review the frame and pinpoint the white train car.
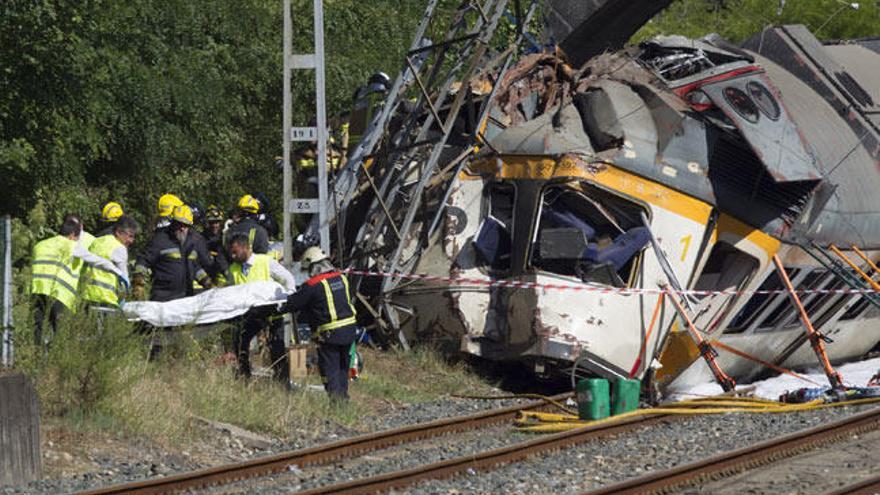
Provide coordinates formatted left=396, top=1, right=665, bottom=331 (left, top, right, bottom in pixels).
left=375, top=25, right=880, bottom=393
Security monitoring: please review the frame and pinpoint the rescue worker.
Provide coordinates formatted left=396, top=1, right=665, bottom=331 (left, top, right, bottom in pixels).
left=97, top=201, right=124, bottom=237
left=133, top=204, right=212, bottom=302
left=79, top=219, right=96, bottom=250
left=227, top=233, right=296, bottom=382
left=81, top=216, right=139, bottom=310
left=280, top=247, right=357, bottom=400
left=30, top=215, right=127, bottom=345
left=185, top=201, right=221, bottom=292
left=250, top=192, right=279, bottom=238
left=226, top=194, right=269, bottom=254
left=201, top=204, right=229, bottom=284
left=348, top=72, right=390, bottom=152
left=155, top=193, right=184, bottom=231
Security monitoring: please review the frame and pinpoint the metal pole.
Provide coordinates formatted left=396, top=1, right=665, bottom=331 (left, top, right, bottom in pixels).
left=282, top=0, right=293, bottom=268
left=2, top=215, right=12, bottom=368
left=313, top=0, right=330, bottom=255
left=281, top=0, right=296, bottom=348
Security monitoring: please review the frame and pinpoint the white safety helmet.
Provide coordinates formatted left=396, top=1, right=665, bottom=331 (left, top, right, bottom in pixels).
left=301, top=246, right=328, bottom=269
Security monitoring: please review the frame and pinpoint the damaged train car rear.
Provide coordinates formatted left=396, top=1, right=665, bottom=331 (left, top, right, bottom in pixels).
left=317, top=0, right=880, bottom=393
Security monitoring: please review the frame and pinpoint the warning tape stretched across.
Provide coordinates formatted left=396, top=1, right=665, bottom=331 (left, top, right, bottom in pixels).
left=343, top=269, right=880, bottom=297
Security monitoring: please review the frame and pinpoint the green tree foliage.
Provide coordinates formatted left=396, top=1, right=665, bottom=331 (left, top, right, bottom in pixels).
left=634, top=0, right=880, bottom=43
left=3, top=0, right=877, bottom=258
left=0, top=0, right=437, bottom=256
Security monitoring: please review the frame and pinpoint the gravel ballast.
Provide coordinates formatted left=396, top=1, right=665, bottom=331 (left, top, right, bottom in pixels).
left=404, top=404, right=880, bottom=495
left=0, top=395, right=535, bottom=495
left=5, top=396, right=878, bottom=494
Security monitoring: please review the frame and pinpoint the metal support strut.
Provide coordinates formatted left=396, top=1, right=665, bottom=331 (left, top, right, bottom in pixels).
left=772, top=254, right=845, bottom=391
left=663, top=285, right=736, bottom=392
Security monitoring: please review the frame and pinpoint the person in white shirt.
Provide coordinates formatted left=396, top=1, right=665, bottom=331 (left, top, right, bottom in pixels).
left=227, top=233, right=296, bottom=382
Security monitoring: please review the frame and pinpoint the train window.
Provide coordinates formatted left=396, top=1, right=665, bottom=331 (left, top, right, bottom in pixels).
left=530, top=182, right=649, bottom=287
left=473, top=183, right=515, bottom=270
left=763, top=269, right=828, bottom=330
left=690, top=242, right=759, bottom=333
left=747, top=82, right=781, bottom=121
left=723, top=87, right=760, bottom=124
left=840, top=261, right=880, bottom=321
left=800, top=270, right=834, bottom=316
left=840, top=296, right=873, bottom=321
left=725, top=268, right=800, bottom=334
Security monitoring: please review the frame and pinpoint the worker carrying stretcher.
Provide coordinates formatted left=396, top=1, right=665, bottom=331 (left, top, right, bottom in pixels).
left=279, top=247, right=358, bottom=401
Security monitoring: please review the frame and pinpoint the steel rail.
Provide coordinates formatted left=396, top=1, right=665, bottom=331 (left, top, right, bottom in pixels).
left=77, top=393, right=572, bottom=495
left=294, top=414, right=674, bottom=495
left=583, top=405, right=880, bottom=495
left=824, top=474, right=880, bottom=495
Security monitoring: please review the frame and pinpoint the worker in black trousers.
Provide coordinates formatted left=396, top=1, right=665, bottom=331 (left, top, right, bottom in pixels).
left=280, top=247, right=357, bottom=401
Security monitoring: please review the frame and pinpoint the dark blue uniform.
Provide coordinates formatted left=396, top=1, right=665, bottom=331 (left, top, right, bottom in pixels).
left=226, top=217, right=270, bottom=254
left=134, top=228, right=211, bottom=301
left=284, top=271, right=357, bottom=399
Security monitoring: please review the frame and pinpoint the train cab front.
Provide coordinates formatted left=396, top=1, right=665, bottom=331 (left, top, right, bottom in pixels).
left=449, top=154, right=660, bottom=380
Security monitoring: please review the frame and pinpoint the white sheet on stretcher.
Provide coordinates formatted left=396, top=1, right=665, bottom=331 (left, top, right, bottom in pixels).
left=122, top=281, right=290, bottom=327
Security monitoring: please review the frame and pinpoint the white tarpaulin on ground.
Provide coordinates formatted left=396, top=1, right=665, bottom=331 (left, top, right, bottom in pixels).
left=122, top=281, right=290, bottom=327
left=669, top=356, right=880, bottom=401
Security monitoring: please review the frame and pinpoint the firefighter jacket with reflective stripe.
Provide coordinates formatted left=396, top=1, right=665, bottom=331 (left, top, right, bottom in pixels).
left=82, top=235, right=125, bottom=306
left=225, top=217, right=269, bottom=254
left=229, top=254, right=271, bottom=285
left=134, top=228, right=207, bottom=302
left=201, top=229, right=229, bottom=281
left=189, top=230, right=221, bottom=290
left=30, top=235, right=82, bottom=311
left=284, top=271, right=357, bottom=336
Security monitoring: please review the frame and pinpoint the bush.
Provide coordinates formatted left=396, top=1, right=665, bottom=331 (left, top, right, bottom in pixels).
left=15, top=305, right=144, bottom=416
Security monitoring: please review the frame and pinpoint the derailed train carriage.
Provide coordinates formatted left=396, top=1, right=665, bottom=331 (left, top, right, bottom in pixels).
left=319, top=1, right=880, bottom=393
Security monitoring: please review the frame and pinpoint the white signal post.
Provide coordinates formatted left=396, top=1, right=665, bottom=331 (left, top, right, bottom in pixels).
left=282, top=0, right=331, bottom=268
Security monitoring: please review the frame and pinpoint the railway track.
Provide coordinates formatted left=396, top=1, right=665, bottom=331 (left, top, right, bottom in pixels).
left=83, top=399, right=880, bottom=494
left=582, top=405, right=880, bottom=495
left=78, top=393, right=574, bottom=495
left=291, top=412, right=673, bottom=495
left=825, top=474, right=880, bottom=495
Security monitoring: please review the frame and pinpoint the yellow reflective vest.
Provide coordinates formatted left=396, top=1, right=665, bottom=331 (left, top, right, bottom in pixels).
left=229, top=254, right=271, bottom=285
left=80, top=230, right=96, bottom=249
left=30, top=235, right=82, bottom=311
left=81, top=235, right=125, bottom=306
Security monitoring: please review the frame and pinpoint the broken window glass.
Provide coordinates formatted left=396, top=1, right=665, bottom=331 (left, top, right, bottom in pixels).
left=530, top=182, right=649, bottom=287
left=473, top=183, right=515, bottom=271
left=747, top=81, right=780, bottom=121
left=723, top=87, right=760, bottom=124
left=691, top=241, right=759, bottom=333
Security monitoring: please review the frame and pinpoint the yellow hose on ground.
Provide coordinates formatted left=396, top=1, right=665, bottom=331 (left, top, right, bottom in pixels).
left=515, top=396, right=880, bottom=433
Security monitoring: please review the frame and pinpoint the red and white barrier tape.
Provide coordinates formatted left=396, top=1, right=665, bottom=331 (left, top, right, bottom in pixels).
left=343, top=269, right=880, bottom=297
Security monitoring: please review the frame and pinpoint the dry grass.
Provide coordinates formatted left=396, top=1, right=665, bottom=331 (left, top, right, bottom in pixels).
left=13, top=292, right=497, bottom=448
left=103, top=344, right=497, bottom=446
left=354, top=347, right=495, bottom=403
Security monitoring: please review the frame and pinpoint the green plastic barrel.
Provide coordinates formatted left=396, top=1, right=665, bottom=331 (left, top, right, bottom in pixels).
left=576, top=378, right=610, bottom=420
left=612, top=378, right=640, bottom=416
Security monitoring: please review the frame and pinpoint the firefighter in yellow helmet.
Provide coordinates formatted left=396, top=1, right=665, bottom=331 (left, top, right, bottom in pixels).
left=199, top=204, right=229, bottom=285
left=225, top=194, right=269, bottom=254
left=155, top=193, right=184, bottom=230
left=133, top=204, right=212, bottom=302
left=97, top=201, right=124, bottom=237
